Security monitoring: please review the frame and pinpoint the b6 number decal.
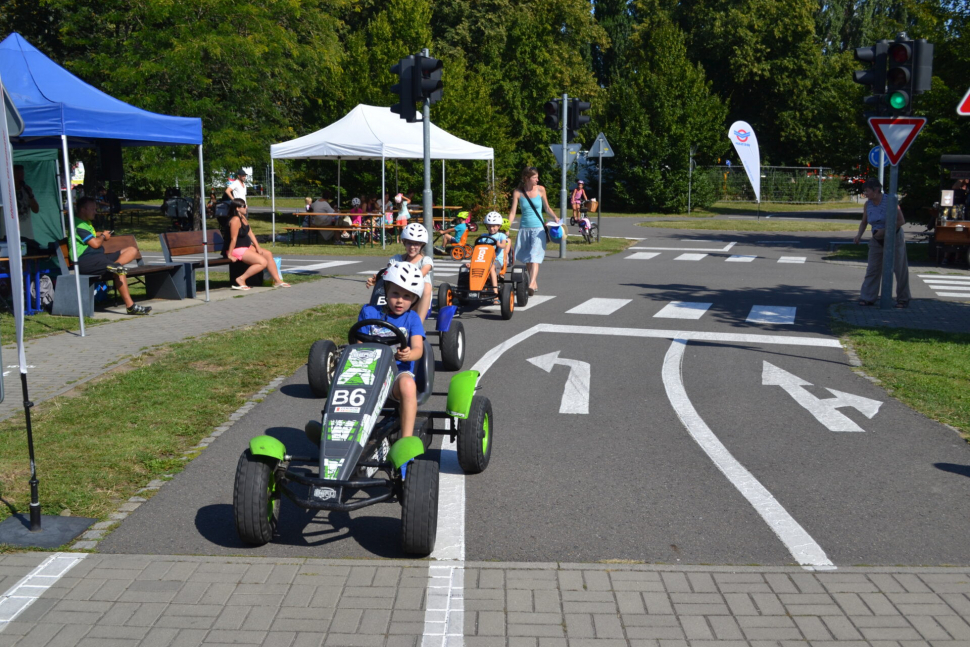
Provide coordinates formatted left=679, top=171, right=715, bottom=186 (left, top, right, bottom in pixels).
left=476, top=247, right=488, bottom=262
left=331, top=388, right=367, bottom=407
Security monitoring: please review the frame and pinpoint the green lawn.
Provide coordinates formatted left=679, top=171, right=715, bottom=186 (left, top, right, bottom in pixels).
left=0, top=303, right=359, bottom=544
left=0, top=312, right=107, bottom=343
left=638, top=219, right=860, bottom=232
left=824, top=243, right=930, bottom=263
left=832, top=322, right=970, bottom=438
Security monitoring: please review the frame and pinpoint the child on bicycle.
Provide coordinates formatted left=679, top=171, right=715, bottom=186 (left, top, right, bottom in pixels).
left=480, top=211, right=509, bottom=292
left=356, top=261, right=425, bottom=439
left=366, top=223, right=433, bottom=321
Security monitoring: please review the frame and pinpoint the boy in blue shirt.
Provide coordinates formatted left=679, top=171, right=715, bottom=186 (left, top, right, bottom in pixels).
left=441, top=215, right=468, bottom=249
left=356, top=261, right=425, bottom=438
left=481, top=211, right=509, bottom=291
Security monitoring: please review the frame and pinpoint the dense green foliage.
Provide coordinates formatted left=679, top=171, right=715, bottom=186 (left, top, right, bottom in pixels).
left=1, top=0, right=967, bottom=213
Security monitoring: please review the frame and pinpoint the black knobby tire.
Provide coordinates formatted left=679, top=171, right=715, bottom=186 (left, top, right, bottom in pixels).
left=458, top=396, right=493, bottom=474
left=499, top=282, right=514, bottom=320
left=233, top=450, right=280, bottom=546
left=437, top=282, right=453, bottom=311
left=514, top=270, right=529, bottom=307
left=439, top=320, right=465, bottom=371
left=307, top=339, right=338, bottom=398
left=401, top=458, right=439, bottom=555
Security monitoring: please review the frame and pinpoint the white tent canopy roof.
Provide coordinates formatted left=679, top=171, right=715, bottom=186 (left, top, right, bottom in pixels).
left=270, top=104, right=493, bottom=161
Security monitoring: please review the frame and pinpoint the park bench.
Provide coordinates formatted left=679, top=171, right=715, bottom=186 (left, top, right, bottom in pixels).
left=160, top=230, right=270, bottom=292
left=51, top=235, right=186, bottom=317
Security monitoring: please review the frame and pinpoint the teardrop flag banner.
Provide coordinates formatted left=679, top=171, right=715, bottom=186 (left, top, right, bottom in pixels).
left=728, top=121, right=761, bottom=203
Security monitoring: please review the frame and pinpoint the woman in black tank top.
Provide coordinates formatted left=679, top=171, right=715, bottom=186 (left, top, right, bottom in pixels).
left=226, top=198, right=290, bottom=290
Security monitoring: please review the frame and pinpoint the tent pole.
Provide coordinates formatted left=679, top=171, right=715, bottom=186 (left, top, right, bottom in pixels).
left=395, top=159, right=398, bottom=194
left=61, top=136, right=85, bottom=337
left=55, top=158, right=66, bottom=235
left=442, top=160, right=445, bottom=230
left=199, top=145, right=210, bottom=302
left=337, top=158, right=341, bottom=210
left=270, top=157, right=276, bottom=250
left=270, top=158, right=276, bottom=246
left=381, top=155, right=386, bottom=250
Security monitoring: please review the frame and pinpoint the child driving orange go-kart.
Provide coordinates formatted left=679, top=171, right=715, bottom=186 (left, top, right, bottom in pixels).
left=476, top=211, right=510, bottom=291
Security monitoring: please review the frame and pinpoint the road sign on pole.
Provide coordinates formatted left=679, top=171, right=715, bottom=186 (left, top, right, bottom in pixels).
left=868, top=146, right=889, bottom=168
left=867, top=117, right=927, bottom=165
left=549, top=144, right=582, bottom=168
left=958, top=87, right=970, bottom=116
left=588, top=132, right=614, bottom=242
left=587, top=132, right=614, bottom=158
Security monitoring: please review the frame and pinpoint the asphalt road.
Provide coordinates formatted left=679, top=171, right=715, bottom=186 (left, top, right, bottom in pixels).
left=100, top=229, right=970, bottom=567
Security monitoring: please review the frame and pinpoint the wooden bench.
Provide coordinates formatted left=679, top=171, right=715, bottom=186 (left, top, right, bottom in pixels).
left=159, top=230, right=271, bottom=291
left=51, top=235, right=186, bottom=317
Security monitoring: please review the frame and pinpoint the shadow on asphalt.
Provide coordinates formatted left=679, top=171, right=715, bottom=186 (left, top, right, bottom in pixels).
left=934, top=463, right=970, bottom=479
left=280, top=383, right=318, bottom=399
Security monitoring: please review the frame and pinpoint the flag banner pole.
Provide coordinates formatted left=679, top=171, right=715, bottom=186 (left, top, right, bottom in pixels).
left=199, top=145, right=210, bottom=302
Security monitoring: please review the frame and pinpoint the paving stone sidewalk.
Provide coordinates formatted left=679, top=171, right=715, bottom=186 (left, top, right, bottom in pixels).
left=4, top=554, right=970, bottom=646
left=0, top=276, right=370, bottom=422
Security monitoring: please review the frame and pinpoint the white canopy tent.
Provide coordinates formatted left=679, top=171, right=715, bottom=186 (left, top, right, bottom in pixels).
left=269, top=104, right=495, bottom=245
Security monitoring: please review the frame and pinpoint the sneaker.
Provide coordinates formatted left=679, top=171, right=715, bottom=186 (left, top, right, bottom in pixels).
left=126, top=304, right=151, bottom=316
left=106, top=263, right=128, bottom=275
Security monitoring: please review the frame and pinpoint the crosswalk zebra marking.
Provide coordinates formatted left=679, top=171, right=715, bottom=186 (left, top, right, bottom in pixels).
left=625, top=252, right=661, bottom=260
left=566, top=298, right=632, bottom=316
left=747, top=306, right=796, bottom=325
left=726, top=255, right=757, bottom=262
left=778, top=256, right=806, bottom=264
left=675, top=253, right=708, bottom=261
left=653, top=301, right=712, bottom=320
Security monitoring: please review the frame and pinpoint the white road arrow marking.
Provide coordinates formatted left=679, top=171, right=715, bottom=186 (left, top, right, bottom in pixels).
left=527, top=350, right=590, bottom=414
left=762, top=361, right=882, bottom=432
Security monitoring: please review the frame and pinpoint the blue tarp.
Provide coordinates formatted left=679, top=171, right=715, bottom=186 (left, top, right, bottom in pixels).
left=0, top=33, right=202, bottom=148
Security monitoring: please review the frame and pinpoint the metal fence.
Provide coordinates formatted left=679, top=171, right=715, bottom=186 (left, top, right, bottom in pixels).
left=696, top=166, right=852, bottom=203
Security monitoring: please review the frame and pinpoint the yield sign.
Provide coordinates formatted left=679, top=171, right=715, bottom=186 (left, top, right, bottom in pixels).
left=958, top=87, right=970, bottom=116
left=867, top=117, right=927, bottom=166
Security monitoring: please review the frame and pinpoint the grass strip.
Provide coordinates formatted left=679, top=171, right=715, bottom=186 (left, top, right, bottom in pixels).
left=638, top=219, right=860, bottom=232
left=824, top=243, right=929, bottom=263
left=832, top=321, right=970, bottom=438
left=0, top=303, right=359, bottom=538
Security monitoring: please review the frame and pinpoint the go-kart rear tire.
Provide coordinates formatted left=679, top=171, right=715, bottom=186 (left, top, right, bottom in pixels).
left=463, top=244, right=474, bottom=260
left=401, top=458, right=439, bottom=555
left=437, top=282, right=453, bottom=310
left=450, top=246, right=465, bottom=261
left=499, top=283, right=514, bottom=320
left=439, top=320, right=465, bottom=371
left=307, top=339, right=338, bottom=398
left=233, top=450, right=280, bottom=546
left=515, top=270, right=529, bottom=307
left=458, top=396, right=492, bottom=474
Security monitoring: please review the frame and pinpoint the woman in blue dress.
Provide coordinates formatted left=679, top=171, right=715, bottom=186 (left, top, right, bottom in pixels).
left=507, top=166, right=562, bottom=295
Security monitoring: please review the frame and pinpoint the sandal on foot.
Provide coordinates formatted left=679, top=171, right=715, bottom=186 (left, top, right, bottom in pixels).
left=274, top=282, right=292, bottom=288
left=231, top=284, right=251, bottom=291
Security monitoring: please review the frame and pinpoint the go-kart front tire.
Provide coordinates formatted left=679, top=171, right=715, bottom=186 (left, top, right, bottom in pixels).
left=499, top=283, right=514, bottom=320
left=458, top=396, right=493, bottom=474
left=439, top=320, right=465, bottom=371
left=233, top=450, right=281, bottom=546
left=515, top=270, right=529, bottom=307
left=401, top=458, right=439, bottom=555
left=437, top=282, right=453, bottom=311
left=307, top=339, right=338, bottom=398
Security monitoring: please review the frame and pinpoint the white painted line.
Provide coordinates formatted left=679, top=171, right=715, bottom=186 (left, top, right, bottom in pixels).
left=778, top=256, right=806, bottom=264
left=936, top=292, right=970, bottom=298
left=663, top=339, right=835, bottom=571
left=654, top=301, right=712, bottom=320
left=675, top=253, right=708, bottom=261
left=918, top=274, right=970, bottom=280
left=747, top=306, right=797, bottom=325
left=566, top=298, right=631, bottom=315
left=631, top=242, right=736, bottom=253
left=625, top=252, right=661, bottom=260
left=480, top=294, right=556, bottom=312
left=682, top=239, right=722, bottom=243
left=922, top=280, right=970, bottom=287
left=0, top=553, right=87, bottom=629
left=763, top=362, right=881, bottom=432
left=726, top=255, right=757, bottom=262
left=281, top=260, right=359, bottom=274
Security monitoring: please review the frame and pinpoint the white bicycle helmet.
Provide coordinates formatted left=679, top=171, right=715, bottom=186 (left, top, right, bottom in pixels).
left=484, top=211, right=503, bottom=225
left=401, top=222, right=429, bottom=244
left=351, top=197, right=361, bottom=207
left=383, top=260, right=424, bottom=298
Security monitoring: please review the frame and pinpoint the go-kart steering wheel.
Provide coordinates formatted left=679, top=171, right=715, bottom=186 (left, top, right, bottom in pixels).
left=475, top=235, right=499, bottom=246
left=348, top=319, right=409, bottom=346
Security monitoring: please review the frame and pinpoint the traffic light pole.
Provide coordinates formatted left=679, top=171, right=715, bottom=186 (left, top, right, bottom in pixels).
left=559, top=93, right=568, bottom=259
left=879, top=164, right=900, bottom=310
left=597, top=148, right=603, bottom=242
left=422, top=49, right=433, bottom=237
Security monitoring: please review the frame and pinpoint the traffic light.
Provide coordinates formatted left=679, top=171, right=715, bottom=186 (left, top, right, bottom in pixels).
left=568, top=99, right=591, bottom=142
left=543, top=99, right=561, bottom=131
left=913, top=39, right=934, bottom=93
left=390, top=55, right=416, bottom=123
left=853, top=40, right=888, bottom=114
left=886, top=37, right=915, bottom=115
left=413, top=54, right=443, bottom=105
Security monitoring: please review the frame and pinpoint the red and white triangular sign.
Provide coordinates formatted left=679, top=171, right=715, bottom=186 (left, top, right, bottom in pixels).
left=958, top=87, right=970, bottom=116
left=868, top=117, right=927, bottom=166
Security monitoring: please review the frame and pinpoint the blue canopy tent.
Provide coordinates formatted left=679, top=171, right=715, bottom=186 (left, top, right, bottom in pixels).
left=0, top=33, right=208, bottom=334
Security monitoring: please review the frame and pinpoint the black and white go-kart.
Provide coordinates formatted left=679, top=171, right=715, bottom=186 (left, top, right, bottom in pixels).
left=234, top=319, right=493, bottom=555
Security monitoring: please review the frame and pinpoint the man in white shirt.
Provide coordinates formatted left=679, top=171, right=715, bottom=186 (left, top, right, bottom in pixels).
left=224, top=169, right=248, bottom=201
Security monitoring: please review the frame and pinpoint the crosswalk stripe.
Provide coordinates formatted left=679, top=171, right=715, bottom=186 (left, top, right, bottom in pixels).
left=481, top=294, right=556, bottom=312
left=282, top=261, right=359, bottom=273
left=918, top=274, right=970, bottom=279
left=747, top=305, right=796, bottom=324
left=625, top=252, right=660, bottom=260
left=726, top=255, right=757, bottom=262
left=778, top=256, right=806, bottom=264
left=923, top=281, right=970, bottom=287
left=566, top=298, right=631, bottom=315
left=936, top=293, right=970, bottom=297
left=675, top=253, right=708, bottom=261
left=653, top=301, right=712, bottom=320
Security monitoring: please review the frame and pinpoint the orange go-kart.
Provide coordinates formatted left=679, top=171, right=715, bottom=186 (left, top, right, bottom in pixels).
left=433, top=227, right=472, bottom=261
left=437, top=234, right=529, bottom=320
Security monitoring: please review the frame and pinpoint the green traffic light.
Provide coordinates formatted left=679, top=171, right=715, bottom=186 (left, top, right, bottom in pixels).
left=889, top=91, right=908, bottom=109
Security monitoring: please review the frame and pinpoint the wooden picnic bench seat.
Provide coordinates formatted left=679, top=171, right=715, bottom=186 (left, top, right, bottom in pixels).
left=283, top=225, right=377, bottom=247
left=159, top=230, right=270, bottom=291
left=51, top=235, right=186, bottom=317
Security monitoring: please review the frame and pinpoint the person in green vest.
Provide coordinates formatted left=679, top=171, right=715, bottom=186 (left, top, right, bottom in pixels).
left=72, top=197, right=151, bottom=315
